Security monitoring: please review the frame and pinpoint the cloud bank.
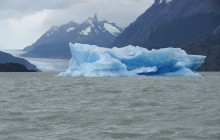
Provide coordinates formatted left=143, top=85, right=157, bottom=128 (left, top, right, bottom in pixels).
left=0, top=0, right=154, bottom=49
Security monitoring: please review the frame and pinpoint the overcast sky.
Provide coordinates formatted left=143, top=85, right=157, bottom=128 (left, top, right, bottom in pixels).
left=0, top=0, right=154, bottom=49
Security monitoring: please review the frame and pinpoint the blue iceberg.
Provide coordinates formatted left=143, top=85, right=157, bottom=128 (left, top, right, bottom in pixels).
left=58, top=43, right=206, bottom=77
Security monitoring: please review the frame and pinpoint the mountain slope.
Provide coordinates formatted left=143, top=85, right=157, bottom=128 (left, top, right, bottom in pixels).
left=23, top=21, right=80, bottom=52
left=0, top=51, right=39, bottom=71
left=113, top=0, right=220, bottom=49
left=185, top=32, right=220, bottom=71
left=113, top=0, right=220, bottom=71
left=0, top=63, right=37, bottom=72
left=23, top=15, right=123, bottom=59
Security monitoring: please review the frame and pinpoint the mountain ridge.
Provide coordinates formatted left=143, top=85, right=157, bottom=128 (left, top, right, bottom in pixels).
left=0, top=51, right=39, bottom=71
left=112, top=0, right=220, bottom=71
left=113, top=0, right=220, bottom=48
left=23, top=14, right=123, bottom=59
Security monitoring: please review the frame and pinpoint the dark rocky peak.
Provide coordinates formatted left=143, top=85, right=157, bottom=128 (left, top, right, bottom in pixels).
left=85, top=14, right=99, bottom=25
left=22, top=14, right=123, bottom=58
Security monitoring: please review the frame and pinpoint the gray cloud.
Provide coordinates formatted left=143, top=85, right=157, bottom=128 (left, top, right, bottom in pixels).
left=0, top=0, right=85, bottom=19
left=0, top=0, right=84, bottom=12
left=0, top=0, right=154, bottom=49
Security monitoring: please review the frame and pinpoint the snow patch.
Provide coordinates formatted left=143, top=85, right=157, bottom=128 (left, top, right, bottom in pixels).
left=66, top=27, right=75, bottom=32
left=159, top=0, right=172, bottom=4
left=88, top=20, right=94, bottom=27
left=46, top=32, right=54, bottom=37
left=104, top=23, right=121, bottom=36
left=80, top=26, right=92, bottom=36
left=166, top=0, right=172, bottom=3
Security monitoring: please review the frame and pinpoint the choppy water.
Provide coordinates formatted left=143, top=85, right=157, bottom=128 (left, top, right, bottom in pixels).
left=0, top=72, right=220, bottom=140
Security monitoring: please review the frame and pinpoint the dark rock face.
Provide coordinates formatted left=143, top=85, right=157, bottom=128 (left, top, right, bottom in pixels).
left=0, top=51, right=39, bottom=71
left=113, top=0, right=220, bottom=48
left=23, top=15, right=123, bottom=59
left=0, top=63, right=37, bottom=72
left=113, top=0, right=220, bottom=71
left=185, top=34, right=220, bottom=71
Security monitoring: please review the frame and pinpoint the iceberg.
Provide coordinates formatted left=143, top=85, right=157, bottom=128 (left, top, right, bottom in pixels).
left=58, top=43, right=206, bottom=77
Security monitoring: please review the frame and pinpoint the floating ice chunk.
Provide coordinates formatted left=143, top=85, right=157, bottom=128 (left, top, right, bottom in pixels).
left=59, top=43, right=206, bottom=77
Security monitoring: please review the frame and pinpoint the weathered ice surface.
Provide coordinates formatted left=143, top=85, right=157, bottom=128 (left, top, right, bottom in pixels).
left=59, top=43, right=205, bottom=77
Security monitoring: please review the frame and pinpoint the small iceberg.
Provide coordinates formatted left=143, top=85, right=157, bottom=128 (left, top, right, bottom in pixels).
left=58, top=43, right=206, bottom=77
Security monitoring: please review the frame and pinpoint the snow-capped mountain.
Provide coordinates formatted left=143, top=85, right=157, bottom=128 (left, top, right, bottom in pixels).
left=23, top=14, right=123, bottom=58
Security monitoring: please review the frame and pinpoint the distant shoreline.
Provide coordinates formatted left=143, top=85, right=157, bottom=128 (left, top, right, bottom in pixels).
left=0, top=63, right=37, bottom=72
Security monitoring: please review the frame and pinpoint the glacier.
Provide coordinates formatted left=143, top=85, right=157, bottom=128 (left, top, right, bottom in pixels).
left=58, top=43, right=206, bottom=77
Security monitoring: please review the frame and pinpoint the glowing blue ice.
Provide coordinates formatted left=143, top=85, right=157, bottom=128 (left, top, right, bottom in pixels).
left=58, top=43, right=206, bottom=77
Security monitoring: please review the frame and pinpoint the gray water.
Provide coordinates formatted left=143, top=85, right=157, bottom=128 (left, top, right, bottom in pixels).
left=0, top=72, right=220, bottom=140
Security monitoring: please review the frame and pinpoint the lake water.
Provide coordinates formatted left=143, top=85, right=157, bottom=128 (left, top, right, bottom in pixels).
left=0, top=72, right=220, bottom=140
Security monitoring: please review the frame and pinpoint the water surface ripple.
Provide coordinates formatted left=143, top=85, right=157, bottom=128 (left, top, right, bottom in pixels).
left=0, top=72, right=220, bottom=140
